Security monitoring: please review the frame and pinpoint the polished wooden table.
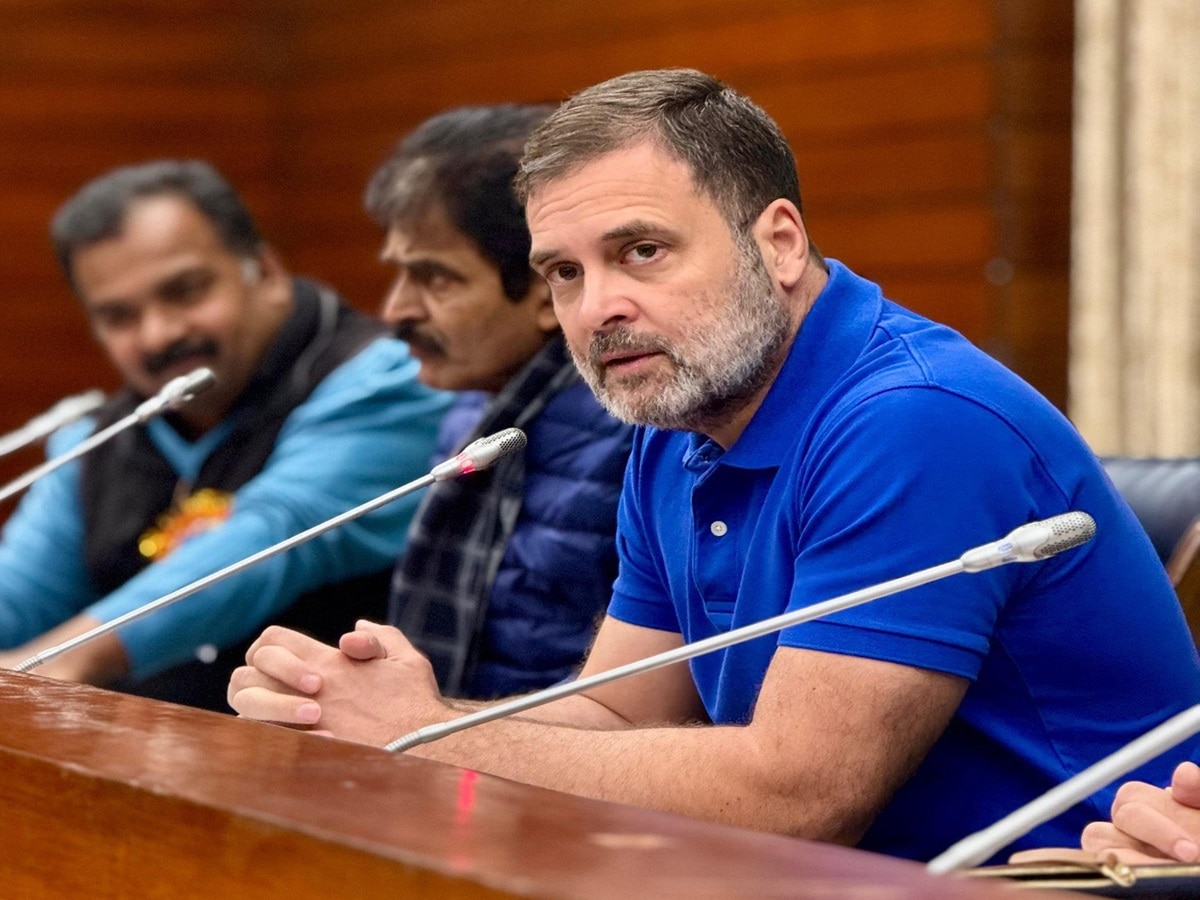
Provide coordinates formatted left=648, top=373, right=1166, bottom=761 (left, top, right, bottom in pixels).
left=0, top=670, right=1065, bottom=898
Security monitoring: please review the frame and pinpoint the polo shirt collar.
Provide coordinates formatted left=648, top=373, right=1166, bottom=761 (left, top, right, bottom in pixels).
left=711, top=259, right=882, bottom=470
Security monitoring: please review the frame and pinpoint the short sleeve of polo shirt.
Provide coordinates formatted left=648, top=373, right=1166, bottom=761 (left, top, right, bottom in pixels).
left=777, top=384, right=1067, bottom=681
left=609, top=428, right=687, bottom=634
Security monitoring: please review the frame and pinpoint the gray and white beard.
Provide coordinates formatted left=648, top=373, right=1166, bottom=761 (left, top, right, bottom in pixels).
left=571, top=239, right=793, bottom=434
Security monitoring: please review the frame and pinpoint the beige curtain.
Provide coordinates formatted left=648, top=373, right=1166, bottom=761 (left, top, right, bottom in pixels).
left=1070, top=0, right=1200, bottom=456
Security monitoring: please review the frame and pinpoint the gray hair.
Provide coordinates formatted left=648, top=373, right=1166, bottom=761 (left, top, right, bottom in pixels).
left=516, top=69, right=805, bottom=234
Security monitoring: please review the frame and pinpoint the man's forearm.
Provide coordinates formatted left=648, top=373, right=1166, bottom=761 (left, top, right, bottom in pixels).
left=445, top=691, right=639, bottom=730
left=392, top=648, right=961, bottom=847
left=2, top=614, right=130, bottom=685
left=402, top=713, right=839, bottom=841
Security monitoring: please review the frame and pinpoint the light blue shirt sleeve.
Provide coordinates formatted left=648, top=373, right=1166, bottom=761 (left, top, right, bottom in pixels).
left=0, top=418, right=98, bottom=645
left=79, top=337, right=450, bottom=678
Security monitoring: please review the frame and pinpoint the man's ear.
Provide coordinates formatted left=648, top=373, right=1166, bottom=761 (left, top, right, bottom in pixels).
left=527, top=274, right=560, bottom=333
left=251, top=247, right=291, bottom=307
left=752, top=199, right=809, bottom=291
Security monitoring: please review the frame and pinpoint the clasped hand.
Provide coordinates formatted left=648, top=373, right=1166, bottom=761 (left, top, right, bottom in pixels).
left=228, top=620, right=450, bottom=747
left=1012, top=761, right=1200, bottom=866
left=1078, top=761, right=1200, bottom=864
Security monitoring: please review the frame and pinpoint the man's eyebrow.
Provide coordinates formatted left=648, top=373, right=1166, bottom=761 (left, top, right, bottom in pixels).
left=158, top=266, right=212, bottom=288
left=87, top=298, right=131, bottom=315
left=599, top=220, right=666, bottom=243
left=399, top=257, right=465, bottom=281
left=530, top=220, right=672, bottom=268
left=381, top=248, right=444, bottom=270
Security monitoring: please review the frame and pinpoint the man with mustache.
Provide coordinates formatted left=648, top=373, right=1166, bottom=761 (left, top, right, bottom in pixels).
left=367, top=105, right=632, bottom=698
left=0, top=160, right=449, bottom=710
left=229, top=71, right=1199, bottom=863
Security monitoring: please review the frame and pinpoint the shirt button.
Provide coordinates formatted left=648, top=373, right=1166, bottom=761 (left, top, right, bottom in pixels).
left=710, top=521, right=728, bottom=537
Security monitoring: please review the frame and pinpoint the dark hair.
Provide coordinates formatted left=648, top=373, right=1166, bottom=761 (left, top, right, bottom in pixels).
left=364, top=104, right=554, bottom=302
left=50, top=160, right=263, bottom=288
left=517, top=69, right=809, bottom=239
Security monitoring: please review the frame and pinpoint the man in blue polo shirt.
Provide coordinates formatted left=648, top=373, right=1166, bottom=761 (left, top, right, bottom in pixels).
left=228, top=69, right=1200, bottom=863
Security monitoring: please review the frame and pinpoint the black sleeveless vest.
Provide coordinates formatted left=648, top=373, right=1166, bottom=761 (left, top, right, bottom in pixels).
left=81, top=279, right=390, bottom=711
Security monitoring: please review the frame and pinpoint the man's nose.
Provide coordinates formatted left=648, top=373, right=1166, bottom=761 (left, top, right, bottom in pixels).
left=138, top=303, right=188, bottom=353
left=380, top=275, right=426, bottom=326
left=575, top=269, right=640, bottom=333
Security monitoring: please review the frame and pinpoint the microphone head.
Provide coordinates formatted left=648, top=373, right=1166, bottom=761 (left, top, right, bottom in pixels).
left=959, top=511, right=1097, bottom=572
left=1030, top=511, right=1097, bottom=559
left=162, top=367, right=218, bottom=410
left=21, top=389, right=106, bottom=438
left=41, top=389, right=106, bottom=425
left=134, top=367, right=218, bottom=422
left=431, top=427, right=527, bottom=481
left=469, top=427, right=527, bottom=467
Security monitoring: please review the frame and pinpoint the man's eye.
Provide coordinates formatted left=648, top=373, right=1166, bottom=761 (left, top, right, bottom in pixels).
left=626, top=243, right=661, bottom=263
left=546, top=263, right=579, bottom=285
left=94, top=309, right=137, bottom=329
left=162, top=273, right=214, bottom=302
left=409, top=265, right=460, bottom=293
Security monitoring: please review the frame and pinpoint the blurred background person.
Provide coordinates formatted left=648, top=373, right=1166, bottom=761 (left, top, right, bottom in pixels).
left=366, top=105, right=633, bottom=698
left=0, top=160, right=449, bottom=711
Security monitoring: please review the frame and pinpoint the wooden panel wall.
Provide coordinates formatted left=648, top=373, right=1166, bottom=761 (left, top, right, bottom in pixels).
left=0, top=0, right=1073, bottom=488
left=993, top=2, right=1075, bottom=410
left=0, top=0, right=292, bottom=482
left=281, top=0, right=1074, bottom=407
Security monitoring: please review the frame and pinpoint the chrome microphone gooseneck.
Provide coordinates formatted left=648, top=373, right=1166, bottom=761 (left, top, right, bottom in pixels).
left=0, top=389, right=106, bottom=459
left=0, top=367, right=216, bottom=505
left=384, top=512, right=1098, bottom=753
left=13, top=427, right=528, bottom=673
left=927, top=702, right=1200, bottom=873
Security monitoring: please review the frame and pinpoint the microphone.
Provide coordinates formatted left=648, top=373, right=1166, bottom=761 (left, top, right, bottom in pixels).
left=959, top=512, right=1096, bottom=571
left=431, top=427, right=527, bottom=480
left=0, top=367, right=217, bottom=505
left=12, top=427, right=527, bottom=674
left=132, top=367, right=217, bottom=421
left=384, top=512, right=1097, bottom=753
left=0, top=389, right=106, bottom=459
left=926, top=704, right=1200, bottom=873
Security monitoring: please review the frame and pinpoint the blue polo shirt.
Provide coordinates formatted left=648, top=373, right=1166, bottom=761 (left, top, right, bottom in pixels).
left=609, top=260, right=1200, bottom=862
